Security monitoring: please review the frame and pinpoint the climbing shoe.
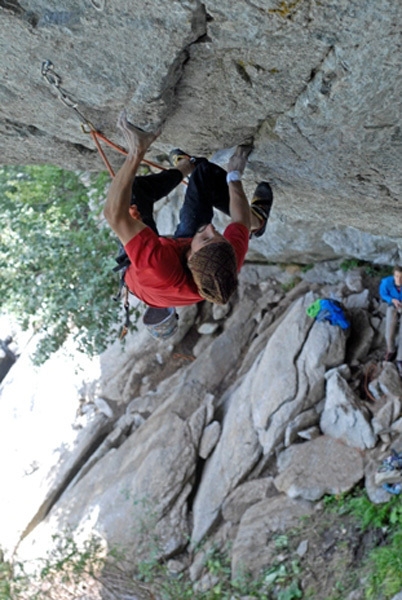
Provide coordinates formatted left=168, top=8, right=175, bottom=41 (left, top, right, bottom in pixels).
left=169, top=148, right=205, bottom=168
left=250, top=182, right=273, bottom=239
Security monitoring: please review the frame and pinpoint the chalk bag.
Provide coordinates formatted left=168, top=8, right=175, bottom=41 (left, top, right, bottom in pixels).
left=142, top=307, right=179, bottom=340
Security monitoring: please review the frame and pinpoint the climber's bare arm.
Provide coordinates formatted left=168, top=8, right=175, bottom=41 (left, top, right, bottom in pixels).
left=227, top=145, right=263, bottom=231
left=227, top=180, right=251, bottom=230
left=104, top=111, right=160, bottom=245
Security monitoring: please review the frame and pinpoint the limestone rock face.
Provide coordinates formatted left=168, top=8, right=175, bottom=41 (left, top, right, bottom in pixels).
left=1, top=0, right=402, bottom=264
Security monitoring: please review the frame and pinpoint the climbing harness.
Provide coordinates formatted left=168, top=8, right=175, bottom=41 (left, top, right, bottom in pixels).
left=112, top=242, right=132, bottom=339
left=41, top=60, right=170, bottom=177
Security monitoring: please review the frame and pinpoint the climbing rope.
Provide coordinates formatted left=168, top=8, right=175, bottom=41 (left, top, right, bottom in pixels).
left=41, top=60, right=172, bottom=178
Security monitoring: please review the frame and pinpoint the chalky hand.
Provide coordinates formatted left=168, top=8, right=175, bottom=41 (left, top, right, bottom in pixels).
left=117, top=110, right=161, bottom=159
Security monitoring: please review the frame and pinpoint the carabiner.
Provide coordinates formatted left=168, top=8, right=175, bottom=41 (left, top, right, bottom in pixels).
left=41, top=60, right=62, bottom=88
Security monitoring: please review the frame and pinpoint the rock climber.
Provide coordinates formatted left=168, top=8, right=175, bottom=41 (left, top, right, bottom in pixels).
left=379, top=265, right=402, bottom=376
left=103, top=111, right=273, bottom=312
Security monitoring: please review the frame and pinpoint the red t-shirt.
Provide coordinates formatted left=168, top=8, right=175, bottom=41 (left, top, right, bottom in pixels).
left=124, top=223, right=249, bottom=308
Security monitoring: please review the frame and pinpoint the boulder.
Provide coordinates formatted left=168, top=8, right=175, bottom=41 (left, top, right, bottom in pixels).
left=16, top=294, right=261, bottom=561
left=199, top=421, right=221, bottom=459
left=345, top=270, right=364, bottom=293
left=274, top=436, right=364, bottom=500
left=320, top=370, right=376, bottom=449
left=191, top=292, right=346, bottom=544
left=284, top=408, right=320, bottom=447
left=17, top=407, right=199, bottom=563
left=221, top=478, right=278, bottom=524
left=251, top=292, right=346, bottom=456
left=231, top=495, right=314, bottom=577
left=371, top=397, right=401, bottom=437
left=191, top=366, right=262, bottom=544
left=343, top=290, right=370, bottom=310
left=368, top=362, right=402, bottom=401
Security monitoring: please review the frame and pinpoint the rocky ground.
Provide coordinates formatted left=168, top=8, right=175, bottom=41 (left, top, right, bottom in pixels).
left=1, top=259, right=402, bottom=599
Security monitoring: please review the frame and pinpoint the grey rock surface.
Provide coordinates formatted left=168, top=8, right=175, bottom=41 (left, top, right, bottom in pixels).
left=221, top=478, right=278, bottom=525
left=1, top=0, right=402, bottom=265
left=231, top=496, right=314, bottom=577
left=199, top=421, right=221, bottom=459
left=3, top=261, right=402, bottom=593
left=368, top=362, right=402, bottom=401
left=320, top=370, right=377, bottom=449
left=364, top=453, right=393, bottom=504
left=274, top=436, right=364, bottom=500
left=251, top=293, right=346, bottom=456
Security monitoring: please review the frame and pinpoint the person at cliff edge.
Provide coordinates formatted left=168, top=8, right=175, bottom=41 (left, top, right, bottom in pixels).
left=379, top=265, right=402, bottom=376
left=104, top=111, right=273, bottom=324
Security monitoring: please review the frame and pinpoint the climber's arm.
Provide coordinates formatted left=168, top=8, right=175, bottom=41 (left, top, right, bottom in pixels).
left=226, top=149, right=252, bottom=230
left=104, top=154, right=147, bottom=245
left=227, top=180, right=251, bottom=230
left=104, top=111, right=160, bottom=245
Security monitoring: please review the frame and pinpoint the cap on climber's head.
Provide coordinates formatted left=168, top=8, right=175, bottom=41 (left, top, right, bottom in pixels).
left=188, top=240, right=238, bottom=304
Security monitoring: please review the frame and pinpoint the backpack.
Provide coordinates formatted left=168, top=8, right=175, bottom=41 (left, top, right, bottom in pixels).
left=306, top=298, right=350, bottom=330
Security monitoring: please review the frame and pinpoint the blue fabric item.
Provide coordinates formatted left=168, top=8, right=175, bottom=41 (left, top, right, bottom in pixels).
left=314, top=299, right=350, bottom=329
left=379, top=275, right=402, bottom=305
left=382, top=483, right=402, bottom=495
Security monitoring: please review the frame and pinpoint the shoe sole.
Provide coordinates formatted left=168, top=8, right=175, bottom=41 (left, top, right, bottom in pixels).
left=250, top=182, right=273, bottom=239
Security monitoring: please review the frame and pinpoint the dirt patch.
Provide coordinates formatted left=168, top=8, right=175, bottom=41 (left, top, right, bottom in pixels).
left=282, top=505, right=388, bottom=600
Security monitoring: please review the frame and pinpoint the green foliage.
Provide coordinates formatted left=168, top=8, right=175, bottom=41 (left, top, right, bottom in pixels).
left=0, top=165, right=134, bottom=363
left=366, top=530, right=402, bottom=599
left=340, top=257, right=393, bottom=278
left=323, top=489, right=402, bottom=599
left=0, top=532, right=107, bottom=599
left=39, top=532, right=105, bottom=581
left=281, top=279, right=297, bottom=293
left=324, top=489, right=402, bottom=531
left=340, top=258, right=362, bottom=272
left=0, top=554, right=12, bottom=600
left=133, top=542, right=303, bottom=600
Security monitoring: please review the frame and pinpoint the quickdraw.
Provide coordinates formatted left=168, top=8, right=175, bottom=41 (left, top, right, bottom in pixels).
left=41, top=60, right=171, bottom=178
